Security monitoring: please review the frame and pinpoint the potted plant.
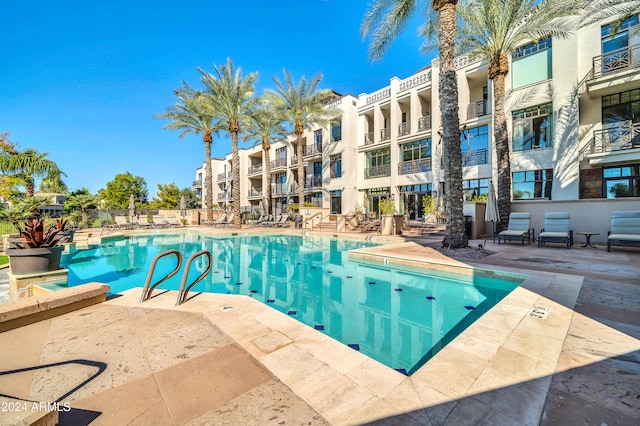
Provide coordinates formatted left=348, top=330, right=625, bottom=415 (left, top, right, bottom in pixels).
left=379, top=198, right=396, bottom=235
left=5, top=217, right=70, bottom=274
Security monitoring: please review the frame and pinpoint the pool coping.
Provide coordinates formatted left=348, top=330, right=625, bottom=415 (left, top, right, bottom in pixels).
left=102, top=238, right=584, bottom=425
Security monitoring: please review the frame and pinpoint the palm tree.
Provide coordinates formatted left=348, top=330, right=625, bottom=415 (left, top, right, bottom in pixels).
left=156, top=82, right=219, bottom=222
left=0, top=148, right=65, bottom=197
left=362, top=0, right=467, bottom=248
left=200, top=58, right=259, bottom=227
left=579, top=0, right=640, bottom=29
left=65, top=193, right=99, bottom=229
left=272, top=70, right=337, bottom=210
left=243, top=93, right=288, bottom=216
left=442, top=0, right=578, bottom=225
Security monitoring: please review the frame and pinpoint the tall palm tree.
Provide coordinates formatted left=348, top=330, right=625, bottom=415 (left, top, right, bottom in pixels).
left=0, top=148, right=65, bottom=197
left=156, top=82, right=219, bottom=222
left=65, top=193, right=99, bottom=229
left=579, top=0, right=640, bottom=29
left=272, top=70, right=337, bottom=210
left=437, top=0, right=578, bottom=225
left=243, top=93, right=288, bottom=216
left=200, top=58, right=259, bottom=227
left=362, top=0, right=468, bottom=248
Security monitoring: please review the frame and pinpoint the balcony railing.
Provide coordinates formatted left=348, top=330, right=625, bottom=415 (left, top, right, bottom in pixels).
left=462, top=148, right=488, bottom=167
left=364, top=131, right=374, bottom=145
left=591, top=121, right=640, bottom=153
left=364, top=164, right=391, bottom=179
left=398, top=158, right=432, bottom=175
left=216, top=172, right=232, bottom=181
left=270, top=158, right=287, bottom=169
left=398, top=122, right=410, bottom=136
left=217, top=192, right=230, bottom=201
left=247, top=164, right=263, bottom=175
left=467, top=101, right=489, bottom=120
left=290, top=155, right=298, bottom=166
left=305, top=175, right=323, bottom=190
left=365, top=87, right=391, bottom=105
left=303, top=143, right=323, bottom=157
left=418, top=115, right=431, bottom=131
left=398, top=69, right=432, bottom=92
left=380, top=128, right=391, bottom=141
left=247, top=188, right=263, bottom=198
left=592, top=43, right=640, bottom=79
left=272, top=183, right=288, bottom=196
left=192, top=179, right=202, bottom=188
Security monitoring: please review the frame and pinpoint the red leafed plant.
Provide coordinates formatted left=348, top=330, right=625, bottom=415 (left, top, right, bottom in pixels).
left=16, top=218, right=69, bottom=249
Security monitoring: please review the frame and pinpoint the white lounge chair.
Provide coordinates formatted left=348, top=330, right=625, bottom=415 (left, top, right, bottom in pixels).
left=165, top=215, right=182, bottom=228
left=114, top=216, right=132, bottom=230
left=152, top=215, right=169, bottom=228
left=137, top=216, right=153, bottom=229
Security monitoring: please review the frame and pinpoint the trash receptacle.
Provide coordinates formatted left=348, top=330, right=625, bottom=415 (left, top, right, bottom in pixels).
left=464, top=216, right=472, bottom=238
left=294, top=214, right=303, bottom=228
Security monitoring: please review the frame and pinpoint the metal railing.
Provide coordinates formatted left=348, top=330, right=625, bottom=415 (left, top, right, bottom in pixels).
left=467, top=101, right=489, bottom=120
left=591, top=121, right=640, bottom=153
left=380, top=128, right=391, bottom=141
left=364, top=131, right=374, bottom=145
left=290, top=155, right=298, bottom=165
left=398, top=122, right=410, bottom=136
left=364, top=164, right=391, bottom=179
left=247, top=188, right=263, bottom=198
left=592, top=43, right=640, bottom=79
left=247, top=164, right=263, bottom=175
left=462, top=148, right=488, bottom=166
left=398, top=158, right=432, bottom=175
left=140, top=250, right=183, bottom=302
left=270, top=158, right=287, bottom=169
left=305, top=176, right=322, bottom=190
left=303, top=143, right=323, bottom=157
left=192, top=179, right=202, bottom=188
left=418, top=115, right=431, bottom=131
left=176, top=250, right=212, bottom=306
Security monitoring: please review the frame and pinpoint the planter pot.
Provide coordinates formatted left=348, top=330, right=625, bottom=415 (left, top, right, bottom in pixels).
left=381, top=215, right=395, bottom=235
left=6, top=246, right=65, bottom=275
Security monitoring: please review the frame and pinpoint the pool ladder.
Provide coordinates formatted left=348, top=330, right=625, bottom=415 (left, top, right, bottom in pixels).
left=139, top=249, right=212, bottom=305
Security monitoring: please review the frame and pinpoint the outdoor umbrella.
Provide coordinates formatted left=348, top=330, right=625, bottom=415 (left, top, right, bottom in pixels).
left=128, top=194, right=136, bottom=221
left=485, top=181, right=500, bottom=242
left=179, top=195, right=187, bottom=217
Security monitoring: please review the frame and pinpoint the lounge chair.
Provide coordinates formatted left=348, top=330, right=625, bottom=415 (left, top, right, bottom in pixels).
left=538, top=212, right=573, bottom=249
left=607, top=211, right=640, bottom=252
left=114, top=216, right=132, bottom=230
left=260, top=215, right=275, bottom=227
left=272, top=213, right=290, bottom=228
left=152, top=215, right=169, bottom=228
left=497, top=213, right=532, bottom=245
left=137, top=216, right=153, bottom=229
left=165, top=215, right=182, bottom=228
left=222, top=213, right=235, bottom=227
left=205, top=213, right=225, bottom=227
left=246, top=214, right=266, bottom=226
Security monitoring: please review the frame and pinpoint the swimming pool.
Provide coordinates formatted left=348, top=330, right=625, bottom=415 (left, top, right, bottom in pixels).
left=62, top=232, right=520, bottom=374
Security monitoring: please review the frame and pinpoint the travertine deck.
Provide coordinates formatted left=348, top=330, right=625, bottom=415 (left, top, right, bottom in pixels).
left=0, top=233, right=638, bottom=425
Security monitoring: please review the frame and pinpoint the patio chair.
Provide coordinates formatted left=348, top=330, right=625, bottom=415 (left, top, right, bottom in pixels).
left=246, top=214, right=266, bottom=226
left=538, top=212, right=573, bottom=249
left=205, top=213, right=226, bottom=227
left=152, top=215, right=169, bottom=228
left=260, top=214, right=275, bottom=227
left=272, top=213, right=290, bottom=228
left=221, top=213, right=235, bottom=228
left=137, top=216, right=153, bottom=229
left=497, top=213, right=532, bottom=245
left=114, top=216, right=132, bottom=230
left=165, top=215, right=182, bottom=228
left=607, top=211, right=640, bottom=252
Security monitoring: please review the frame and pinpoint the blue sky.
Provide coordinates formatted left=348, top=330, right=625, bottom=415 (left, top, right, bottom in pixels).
left=1, top=1, right=432, bottom=198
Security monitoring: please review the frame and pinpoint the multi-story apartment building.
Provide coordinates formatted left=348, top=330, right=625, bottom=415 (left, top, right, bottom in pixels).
left=194, top=15, right=640, bottom=223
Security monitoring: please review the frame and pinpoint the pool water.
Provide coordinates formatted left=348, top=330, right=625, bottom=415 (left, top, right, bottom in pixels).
left=62, top=233, right=521, bottom=375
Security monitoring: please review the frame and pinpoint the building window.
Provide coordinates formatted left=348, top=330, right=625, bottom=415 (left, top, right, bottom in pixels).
left=314, top=129, right=322, bottom=145
left=275, top=146, right=286, bottom=159
left=602, top=89, right=640, bottom=124
left=513, top=169, right=553, bottom=199
left=330, top=190, right=342, bottom=214
left=512, top=38, right=552, bottom=88
left=330, top=154, right=342, bottom=178
left=460, top=126, right=489, bottom=166
left=401, top=138, right=432, bottom=161
left=463, top=179, right=489, bottom=200
left=309, top=192, right=322, bottom=207
left=603, top=165, right=640, bottom=198
left=365, top=147, right=391, bottom=179
left=331, top=119, right=342, bottom=142
left=512, top=103, right=553, bottom=151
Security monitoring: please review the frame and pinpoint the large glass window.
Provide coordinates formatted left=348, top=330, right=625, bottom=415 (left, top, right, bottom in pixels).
left=512, top=169, right=553, bottom=199
left=460, top=126, right=489, bottom=166
left=512, top=103, right=553, bottom=151
left=314, top=129, right=322, bottom=145
left=330, top=154, right=342, bottom=178
left=330, top=190, right=342, bottom=214
left=512, top=38, right=552, bottom=89
left=275, top=146, right=286, bottom=159
left=365, top=147, right=391, bottom=179
left=401, top=138, right=432, bottom=162
left=331, top=119, right=342, bottom=142
left=603, top=165, right=640, bottom=198
left=463, top=179, right=489, bottom=200
left=274, top=172, right=287, bottom=195
left=602, top=89, right=640, bottom=124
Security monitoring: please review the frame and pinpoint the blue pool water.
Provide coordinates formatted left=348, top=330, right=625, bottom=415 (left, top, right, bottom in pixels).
left=62, top=233, right=520, bottom=374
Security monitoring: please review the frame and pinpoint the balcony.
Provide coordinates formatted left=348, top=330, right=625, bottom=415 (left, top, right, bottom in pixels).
left=304, top=175, right=322, bottom=191
left=398, top=158, right=432, bottom=175
left=192, top=179, right=202, bottom=189
left=398, top=122, right=410, bottom=136
left=467, top=101, right=489, bottom=120
left=364, top=164, right=391, bottom=179
left=272, top=183, right=288, bottom=196
left=247, top=164, right=263, bottom=175
left=270, top=158, right=287, bottom=170
left=364, top=131, right=374, bottom=145
left=303, top=143, right=323, bottom=157
left=592, top=44, right=640, bottom=80
left=217, top=172, right=232, bottom=182
left=418, top=115, right=431, bottom=132
left=247, top=188, right=263, bottom=199
left=583, top=121, right=640, bottom=166
left=289, top=155, right=299, bottom=166
left=462, top=148, right=488, bottom=167
left=380, top=128, right=391, bottom=141
left=217, top=192, right=230, bottom=201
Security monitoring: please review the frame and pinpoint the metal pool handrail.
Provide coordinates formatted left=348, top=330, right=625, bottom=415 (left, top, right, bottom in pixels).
left=140, top=249, right=183, bottom=302
left=176, top=250, right=213, bottom=306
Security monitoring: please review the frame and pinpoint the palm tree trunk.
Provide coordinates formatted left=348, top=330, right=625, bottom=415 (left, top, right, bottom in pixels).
left=26, top=180, right=35, bottom=197
left=82, top=208, right=88, bottom=229
left=263, top=138, right=272, bottom=216
left=232, top=131, right=241, bottom=226
left=437, top=0, right=467, bottom=249
left=203, top=134, right=214, bottom=222
left=296, top=132, right=304, bottom=208
left=491, top=55, right=511, bottom=227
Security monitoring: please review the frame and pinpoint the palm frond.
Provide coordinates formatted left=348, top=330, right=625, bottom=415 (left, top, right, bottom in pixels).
left=361, top=0, right=419, bottom=60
